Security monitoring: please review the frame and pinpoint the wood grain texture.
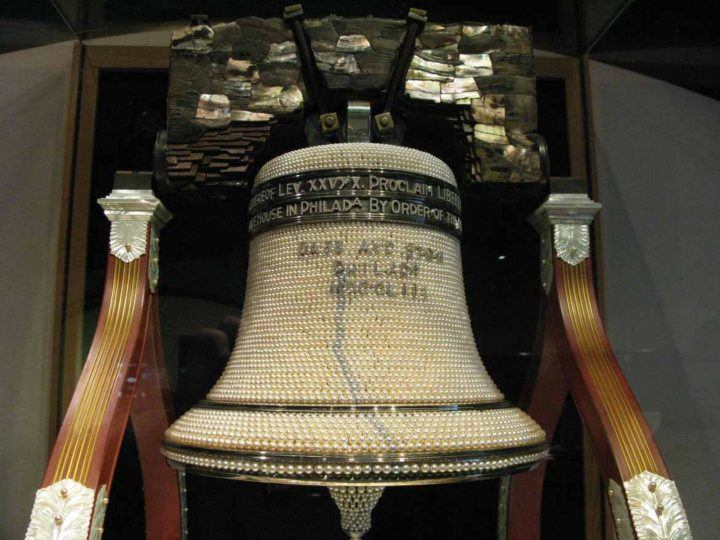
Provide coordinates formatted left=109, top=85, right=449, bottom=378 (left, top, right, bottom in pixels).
left=507, top=256, right=670, bottom=539
left=42, top=226, right=180, bottom=539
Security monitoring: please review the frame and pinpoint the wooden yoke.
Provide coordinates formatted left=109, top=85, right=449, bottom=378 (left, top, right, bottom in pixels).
left=26, top=172, right=182, bottom=539
left=502, top=181, right=693, bottom=539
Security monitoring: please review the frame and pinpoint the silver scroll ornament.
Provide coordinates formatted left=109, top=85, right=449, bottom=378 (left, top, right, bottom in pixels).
left=529, top=191, right=601, bottom=294
left=98, top=185, right=171, bottom=293
left=25, top=479, right=95, bottom=540
left=624, top=471, right=693, bottom=540
left=553, top=223, right=591, bottom=266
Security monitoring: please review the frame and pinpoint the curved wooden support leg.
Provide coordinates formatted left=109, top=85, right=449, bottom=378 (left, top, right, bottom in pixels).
left=131, top=297, right=181, bottom=539
left=550, top=259, right=694, bottom=538
left=26, top=173, right=181, bottom=540
left=506, top=188, right=694, bottom=539
left=506, top=324, right=568, bottom=540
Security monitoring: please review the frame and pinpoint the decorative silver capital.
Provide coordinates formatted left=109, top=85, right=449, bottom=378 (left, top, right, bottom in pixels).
left=98, top=172, right=172, bottom=293
left=25, top=479, right=95, bottom=540
left=529, top=190, right=600, bottom=293
left=624, top=471, right=693, bottom=540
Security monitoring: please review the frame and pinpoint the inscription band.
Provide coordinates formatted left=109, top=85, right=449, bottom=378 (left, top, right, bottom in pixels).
left=249, top=172, right=463, bottom=238
left=250, top=170, right=462, bottom=213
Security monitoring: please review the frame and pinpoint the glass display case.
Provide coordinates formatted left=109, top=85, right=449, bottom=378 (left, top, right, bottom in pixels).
left=6, top=2, right=700, bottom=539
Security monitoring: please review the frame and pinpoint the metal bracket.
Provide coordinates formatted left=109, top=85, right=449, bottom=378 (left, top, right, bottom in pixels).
left=97, top=171, right=172, bottom=293
left=179, top=469, right=188, bottom=540
left=375, top=7, right=427, bottom=138
left=528, top=179, right=601, bottom=294
left=89, top=485, right=108, bottom=540
left=527, top=133, right=550, bottom=180
left=608, top=479, right=634, bottom=540
left=496, top=476, right=511, bottom=540
left=347, top=101, right=372, bottom=142
left=189, top=13, right=208, bottom=26
left=284, top=4, right=339, bottom=138
left=320, top=112, right=340, bottom=135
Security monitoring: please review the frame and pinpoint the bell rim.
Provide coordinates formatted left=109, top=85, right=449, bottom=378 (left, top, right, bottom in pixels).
left=161, top=441, right=549, bottom=486
left=193, top=399, right=514, bottom=412
left=165, top=461, right=544, bottom=488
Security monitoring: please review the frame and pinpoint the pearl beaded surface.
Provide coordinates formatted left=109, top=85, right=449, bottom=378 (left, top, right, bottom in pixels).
left=255, top=143, right=456, bottom=187
left=207, top=222, right=503, bottom=405
left=163, top=144, right=547, bottom=483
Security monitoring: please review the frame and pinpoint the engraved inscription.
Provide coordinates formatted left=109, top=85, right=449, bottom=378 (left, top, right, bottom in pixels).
left=249, top=173, right=461, bottom=213
left=249, top=195, right=462, bottom=236
left=298, top=238, right=446, bottom=303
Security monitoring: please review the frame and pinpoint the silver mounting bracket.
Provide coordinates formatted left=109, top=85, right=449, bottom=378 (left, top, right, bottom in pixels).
left=528, top=179, right=601, bottom=294
left=346, top=100, right=372, bottom=142
left=97, top=171, right=172, bottom=293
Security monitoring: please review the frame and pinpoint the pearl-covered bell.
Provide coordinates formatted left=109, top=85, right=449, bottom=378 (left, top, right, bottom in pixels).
left=162, top=143, right=547, bottom=534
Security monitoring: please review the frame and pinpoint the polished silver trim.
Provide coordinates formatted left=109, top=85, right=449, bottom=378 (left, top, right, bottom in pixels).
left=163, top=441, right=549, bottom=463
left=25, top=479, right=95, bottom=540
left=497, top=475, right=510, bottom=540
left=346, top=101, right=372, bottom=143
left=528, top=192, right=601, bottom=294
left=89, top=485, right=107, bottom=540
left=162, top=442, right=548, bottom=487
left=608, top=478, right=633, bottom=540
left=98, top=179, right=172, bottom=293
left=624, top=471, right=693, bottom=539
left=178, top=469, right=188, bottom=540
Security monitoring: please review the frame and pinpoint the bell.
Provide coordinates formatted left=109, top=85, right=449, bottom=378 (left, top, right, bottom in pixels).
left=163, top=143, right=548, bottom=538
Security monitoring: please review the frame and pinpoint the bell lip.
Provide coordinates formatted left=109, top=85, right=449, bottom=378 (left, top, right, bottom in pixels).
left=162, top=441, right=548, bottom=462
left=193, top=399, right=514, bottom=412
left=166, top=460, right=545, bottom=487
left=161, top=442, right=549, bottom=486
